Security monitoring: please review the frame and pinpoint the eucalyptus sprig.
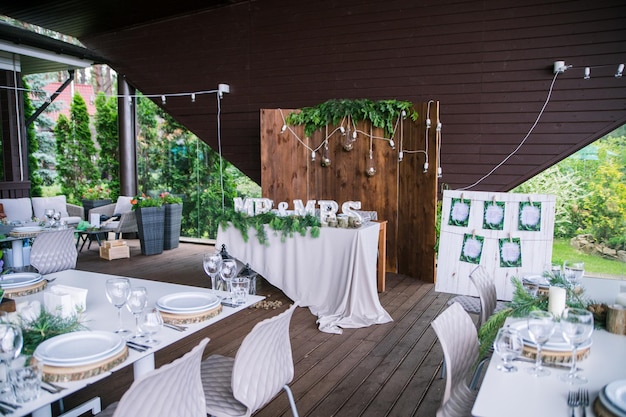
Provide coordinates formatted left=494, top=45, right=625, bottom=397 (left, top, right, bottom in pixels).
left=19, top=307, right=86, bottom=355
left=217, top=209, right=321, bottom=245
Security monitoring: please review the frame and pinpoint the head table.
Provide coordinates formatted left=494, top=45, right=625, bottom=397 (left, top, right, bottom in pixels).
left=216, top=222, right=392, bottom=334
left=7, top=269, right=264, bottom=417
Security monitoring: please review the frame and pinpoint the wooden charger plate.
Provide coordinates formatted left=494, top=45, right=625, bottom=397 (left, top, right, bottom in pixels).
left=3, top=279, right=47, bottom=297
left=521, top=343, right=590, bottom=363
left=43, top=346, right=129, bottom=383
left=159, top=304, right=222, bottom=325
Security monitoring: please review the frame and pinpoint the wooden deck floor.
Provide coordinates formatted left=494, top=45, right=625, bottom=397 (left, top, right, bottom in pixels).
left=63, top=239, right=452, bottom=417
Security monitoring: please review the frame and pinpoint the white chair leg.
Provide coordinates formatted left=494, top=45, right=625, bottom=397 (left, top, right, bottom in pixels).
left=283, top=385, right=299, bottom=417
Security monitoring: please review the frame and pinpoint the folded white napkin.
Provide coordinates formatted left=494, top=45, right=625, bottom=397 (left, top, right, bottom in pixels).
left=44, top=285, right=87, bottom=318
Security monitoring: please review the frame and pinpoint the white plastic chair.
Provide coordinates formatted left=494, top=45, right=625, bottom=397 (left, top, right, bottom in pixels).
left=201, top=303, right=300, bottom=417
left=431, top=302, right=479, bottom=417
left=30, top=229, right=78, bottom=274
left=97, top=338, right=210, bottom=417
left=447, top=265, right=507, bottom=328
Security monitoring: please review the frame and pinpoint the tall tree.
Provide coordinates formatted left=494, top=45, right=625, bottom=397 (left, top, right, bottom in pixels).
left=21, top=80, right=43, bottom=196
left=94, top=92, right=119, bottom=198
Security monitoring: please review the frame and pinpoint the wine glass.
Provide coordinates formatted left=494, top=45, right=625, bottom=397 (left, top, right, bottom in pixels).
left=493, top=326, right=524, bottom=372
left=203, top=251, right=222, bottom=293
left=0, top=324, right=23, bottom=396
left=220, top=259, right=238, bottom=301
left=563, top=260, right=584, bottom=286
left=105, top=278, right=131, bottom=335
left=52, top=211, right=62, bottom=227
left=126, top=287, right=148, bottom=339
left=138, top=307, right=163, bottom=346
left=559, top=308, right=594, bottom=385
left=44, top=208, right=55, bottom=226
left=526, top=310, right=555, bottom=377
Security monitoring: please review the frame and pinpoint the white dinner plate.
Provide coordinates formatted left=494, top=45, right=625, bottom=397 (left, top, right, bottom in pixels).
left=509, top=320, right=593, bottom=352
left=34, top=331, right=124, bottom=367
left=0, top=272, right=43, bottom=289
left=601, top=385, right=626, bottom=417
left=156, top=292, right=220, bottom=313
left=522, top=275, right=549, bottom=288
left=12, top=226, right=43, bottom=233
left=605, top=380, right=626, bottom=413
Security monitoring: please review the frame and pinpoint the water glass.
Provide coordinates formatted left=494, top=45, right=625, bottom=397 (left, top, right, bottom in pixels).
left=138, top=308, right=163, bottom=346
left=9, top=358, right=43, bottom=403
left=105, top=278, right=131, bottom=335
left=0, top=324, right=23, bottom=396
left=563, top=260, right=584, bottom=286
left=126, top=287, right=148, bottom=339
left=493, top=326, right=524, bottom=372
left=526, top=310, right=555, bottom=377
left=559, top=308, right=594, bottom=385
left=231, top=277, right=251, bottom=305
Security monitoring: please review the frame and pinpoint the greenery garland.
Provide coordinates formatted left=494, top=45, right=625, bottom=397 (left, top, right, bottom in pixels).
left=286, top=98, right=419, bottom=137
left=216, top=209, right=321, bottom=245
left=477, top=273, right=601, bottom=361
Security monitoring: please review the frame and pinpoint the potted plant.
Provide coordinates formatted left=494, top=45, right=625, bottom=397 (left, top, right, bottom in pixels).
left=131, top=193, right=164, bottom=255
left=82, top=184, right=112, bottom=215
left=160, top=192, right=183, bottom=250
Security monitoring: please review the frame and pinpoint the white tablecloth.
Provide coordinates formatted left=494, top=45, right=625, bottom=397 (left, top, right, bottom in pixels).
left=217, top=222, right=392, bottom=334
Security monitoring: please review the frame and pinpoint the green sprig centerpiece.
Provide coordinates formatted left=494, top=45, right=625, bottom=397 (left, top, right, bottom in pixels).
left=216, top=209, right=321, bottom=245
left=477, top=273, right=598, bottom=361
left=19, top=307, right=86, bottom=356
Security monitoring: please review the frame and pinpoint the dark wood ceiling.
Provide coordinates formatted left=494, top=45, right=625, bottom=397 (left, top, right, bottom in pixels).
left=2, top=0, right=625, bottom=191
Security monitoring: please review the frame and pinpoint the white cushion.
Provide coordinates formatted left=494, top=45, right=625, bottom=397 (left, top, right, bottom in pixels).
left=114, top=196, right=134, bottom=214
left=62, top=216, right=82, bottom=225
left=0, top=198, right=33, bottom=221
left=31, top=196, right=69, bottom=219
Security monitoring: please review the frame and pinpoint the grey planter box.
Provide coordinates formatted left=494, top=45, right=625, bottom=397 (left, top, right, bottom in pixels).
left=163, top=203, right=183, bottom=250
left=136, top=206, right=165, bottom=256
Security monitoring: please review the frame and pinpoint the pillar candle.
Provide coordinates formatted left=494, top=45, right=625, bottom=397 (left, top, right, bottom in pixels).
left=616, top=293, right=626, bottom=307
left=548, top=286, right=567, bottom=317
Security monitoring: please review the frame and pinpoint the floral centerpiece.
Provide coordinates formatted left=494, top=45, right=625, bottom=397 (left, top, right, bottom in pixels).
left=477, top=273, right=605, bottom=359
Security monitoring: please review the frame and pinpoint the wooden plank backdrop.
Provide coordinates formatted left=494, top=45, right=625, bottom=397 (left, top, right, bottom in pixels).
left=435, top=189, right=556, bottom=300
left=260, top=105, right=439, bottom=282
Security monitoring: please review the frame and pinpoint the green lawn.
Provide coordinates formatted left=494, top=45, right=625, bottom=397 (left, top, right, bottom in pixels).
left=552, top=238, right=626, bottom=278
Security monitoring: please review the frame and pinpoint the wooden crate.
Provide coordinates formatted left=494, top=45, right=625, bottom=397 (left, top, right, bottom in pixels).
left=99, top=240, right=130, bottom=260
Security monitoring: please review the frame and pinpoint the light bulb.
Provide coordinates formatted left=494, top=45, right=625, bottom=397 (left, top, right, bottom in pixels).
left=437, top=166, right=443, bottom=177
left=191, top=93, right=196, bottom=102
left=423, top=162, right=429, bottom=172
left=398, top=151, right=404, bottom=161
left=281, top=124, right=287, bottom=133
left=161, top=95, right=166, bottom=105
left=366, top=151, right=376, bottom=176
left=436, top=122, right=442, bottom=131
left=352, top=131, right=357, bottom=140
left=389, top=139, right=395, bottom=149
left=401, top=110, right=407, bottom=118
left=584, top=67, right=590, bottom=79
left=616, top=64, right=624, bottom=78
left=426, top=118, right=431, bottom=128
left=339, top=126, right=345, bottom=134
left=311, top=151, right=316, bottom=162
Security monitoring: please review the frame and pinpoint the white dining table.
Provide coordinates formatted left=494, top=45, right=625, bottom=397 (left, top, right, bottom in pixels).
left=216, top=222, right=392, bottom=334
left=472, top=318, right=626, bottom=417
left=8, top=269, right=264, bottom=417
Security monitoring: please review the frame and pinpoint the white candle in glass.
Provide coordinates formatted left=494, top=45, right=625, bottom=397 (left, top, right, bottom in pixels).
left=548, top=286, right=567, bottom=317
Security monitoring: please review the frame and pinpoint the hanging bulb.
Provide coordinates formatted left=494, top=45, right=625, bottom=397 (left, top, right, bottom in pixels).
left=280, top=124, right=287, bottom=133
left=191, top=93, right=196, bottom=103
left=352, top=131, right=357, bottom=141
left=321, top=145, right=331, bottom=167
left=437, top=166, right=443, bottom=178
left=584, top=67, right=590, bottom=79
left=423, top=162, right=429, bottom=173
left=311, top=151, right=316, bottom=162
left=339, top=126, right=346, bottom=134
left=161, top=95, right=166, bottom=105
left=366, top=150, right=376, bottom=177
left=436, top=122, right=442, bottom=131
left=343, top=136, right=354, bottom=151
left=389, top=139, right=395, bottom=149
left=616, top=64, right=624, bottom=78
left=426, top=118, right=431, bottom=128
left=398, top=151, right=404, bottom=162
left=401, top=110, right=407, bottom=119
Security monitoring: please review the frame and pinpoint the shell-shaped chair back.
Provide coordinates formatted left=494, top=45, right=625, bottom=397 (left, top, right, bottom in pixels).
left=30, top=229, right=78, bottom=274
left=431, top=302, right=479, bottom=406
left=469, top=265, right=497, bottom=327
left=231, top=303, right=298, bottom=412
left=112, top=338, right=209, bottom=417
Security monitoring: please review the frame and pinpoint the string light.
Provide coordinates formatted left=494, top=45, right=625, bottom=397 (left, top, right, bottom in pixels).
left=616, top=64, right=624, bottom=78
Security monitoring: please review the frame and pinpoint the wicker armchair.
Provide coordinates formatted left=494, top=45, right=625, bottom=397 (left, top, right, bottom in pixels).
left=89, top=196, right=138, bottom=239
